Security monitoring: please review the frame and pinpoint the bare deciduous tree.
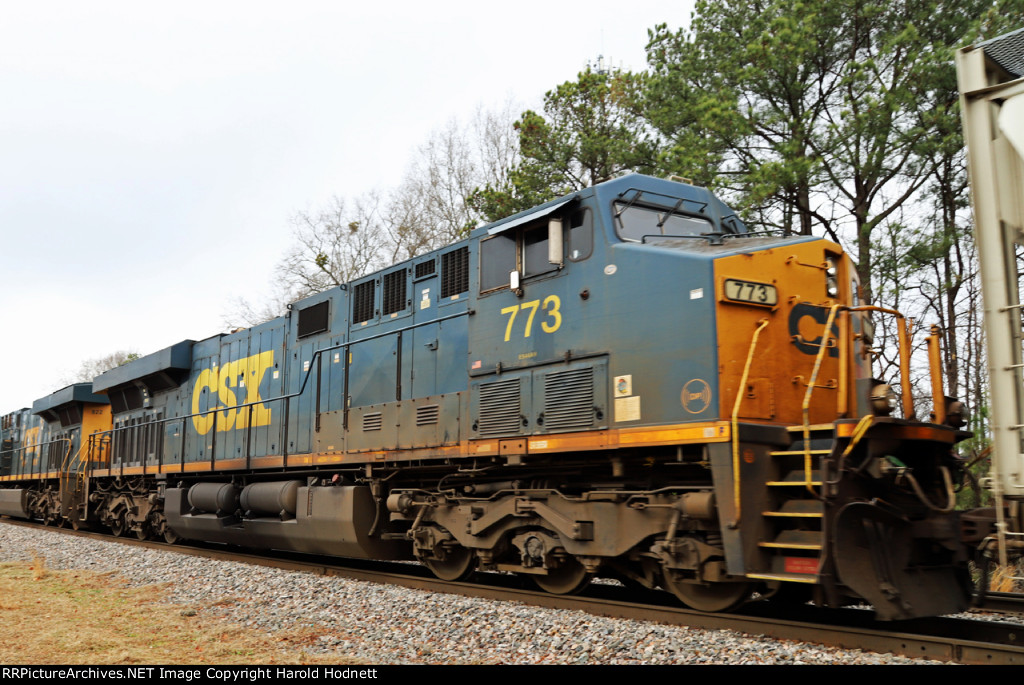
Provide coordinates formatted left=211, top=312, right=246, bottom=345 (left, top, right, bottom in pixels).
left=61, top=350, right=141, bottom=385
left=225, top=102, right=520, bottom=328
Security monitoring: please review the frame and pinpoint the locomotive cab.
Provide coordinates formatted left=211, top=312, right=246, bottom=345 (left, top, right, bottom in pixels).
left=456, top=175, right=971, bottom=618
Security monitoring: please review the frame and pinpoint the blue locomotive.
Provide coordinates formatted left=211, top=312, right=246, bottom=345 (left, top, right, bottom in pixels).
left=0, top=174, right=971, bottom=619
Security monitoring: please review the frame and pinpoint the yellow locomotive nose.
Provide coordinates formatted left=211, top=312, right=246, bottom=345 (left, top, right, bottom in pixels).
left=713, top=239, right=863, bottom=427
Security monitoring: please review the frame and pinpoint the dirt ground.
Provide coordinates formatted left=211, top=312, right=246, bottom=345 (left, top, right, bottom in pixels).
left=0, top=556, right=359, bottom=665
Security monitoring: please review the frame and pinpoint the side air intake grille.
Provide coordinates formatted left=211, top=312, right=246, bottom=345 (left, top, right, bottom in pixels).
left=297, top=300, right=330, bottom=338
left=478, top=379, right=521, bottom=436
left=362, top=412, right=382, bottom=432
left=543, top=367, right=594, bottom=431
left=416, top=404, right=440, bottom=426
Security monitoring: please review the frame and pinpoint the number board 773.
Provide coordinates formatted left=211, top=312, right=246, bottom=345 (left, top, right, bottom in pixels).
left=722, top=278, right=778, bottom=307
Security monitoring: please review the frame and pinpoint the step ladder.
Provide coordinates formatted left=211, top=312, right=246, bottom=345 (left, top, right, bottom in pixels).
left=747, top=425, right=834, bottom=584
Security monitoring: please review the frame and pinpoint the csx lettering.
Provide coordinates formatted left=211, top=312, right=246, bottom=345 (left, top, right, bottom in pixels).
left=21, top=426, right=40, bottom=467
left=501, top=295, right=562, bottom=342
left=191, top=351, right=274, bottom=435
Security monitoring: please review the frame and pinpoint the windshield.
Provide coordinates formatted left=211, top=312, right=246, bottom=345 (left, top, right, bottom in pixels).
left=614, top=202, right=716, bottom=242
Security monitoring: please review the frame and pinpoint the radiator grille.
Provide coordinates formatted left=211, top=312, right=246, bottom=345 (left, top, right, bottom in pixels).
left=478, top=378, right=521, bottom=436
left=382, top=270, right=407, bottom=315
left=543, top=367, right=594, bottom=431
left=353, top=280, right=375, bottom=324
left=441, top=247, right=469, bottom=298
left=415, top=259, right=436, bottom=279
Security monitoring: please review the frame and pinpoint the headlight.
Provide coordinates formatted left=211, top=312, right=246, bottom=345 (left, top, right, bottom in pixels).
left=870, top=383, right=897, bottom=416
left=945, top=400, right=967, bottom=428
left=825, top=259, right=839, bottom=298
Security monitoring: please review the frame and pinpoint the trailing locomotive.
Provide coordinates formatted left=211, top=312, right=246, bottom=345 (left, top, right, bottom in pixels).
left=0, top=174, right=972, bottom=619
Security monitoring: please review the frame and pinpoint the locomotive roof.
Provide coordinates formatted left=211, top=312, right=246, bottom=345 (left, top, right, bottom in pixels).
left=637, top=232, right=822, bottom=256
left=32, top=382, right=108, bottom=415
left=92, top=340, right=194, bottom=393
left=471, top=173, right=749, bottom=239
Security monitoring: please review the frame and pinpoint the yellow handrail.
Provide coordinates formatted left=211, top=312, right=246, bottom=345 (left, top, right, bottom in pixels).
left=927, top=325, right=945, bottom=423
left=731, top=318, right=770, bottom=526
left=801, top=304, right=841, bottom=495
left=796, top=303, right=923, bottom=494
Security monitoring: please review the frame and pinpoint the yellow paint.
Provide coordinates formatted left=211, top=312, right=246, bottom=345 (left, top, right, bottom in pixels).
left=500, top=295, right=563, bottom=341
left=81, top=404, right=111, bottom=466
left=251, top=456, right=285, bottom=469
left=713, top=241, right=860, bottom=426
left=213, top=458, right=247, bottom=470
left=191, top=368, right=216, bottom=434
left=22, top=425, right=40, bottom=468
left=191, top=350, right=275, bottom=435
left=526, top=432, right=608, bottom=452
left=617, top=421, right=731, bottom=446
left=521, top=299, right=540, bottom=336
left=184, top=462, right=214, bottom=472
left=501, top=304, right=519, bottom=342
left=540, top=295, right=561, bottom=333
left=516, top=422, right=731, bottom=454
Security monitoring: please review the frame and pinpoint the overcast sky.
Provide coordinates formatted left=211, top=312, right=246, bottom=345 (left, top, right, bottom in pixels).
left=0, top=0, right=693, bottom=412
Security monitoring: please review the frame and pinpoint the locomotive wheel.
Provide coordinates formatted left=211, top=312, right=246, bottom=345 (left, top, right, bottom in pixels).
left=661, top=569, right=752, bottom=612
left=423, top=545, right=476, bottom=582
left=109, top=516, right=126, bottom=537
left=135, top=526, right=149, bottom=541
left=532, top=558, right=592, bottom=595
left=152, top=512, right=179, bottom=544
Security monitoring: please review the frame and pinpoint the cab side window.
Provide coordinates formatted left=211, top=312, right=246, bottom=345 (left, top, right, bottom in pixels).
left=523, top=225, right=556, bottom=278
left=479, top=210, right=591, bottom=294
left=480, top=233, right=516, bottom=292
left=568, top=209, right=592, bottom=262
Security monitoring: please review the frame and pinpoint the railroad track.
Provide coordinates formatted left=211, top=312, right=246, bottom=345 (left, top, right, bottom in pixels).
left=973, top=591, right=1024, bottom=615
left=6, top=517, right=1024, bottom=665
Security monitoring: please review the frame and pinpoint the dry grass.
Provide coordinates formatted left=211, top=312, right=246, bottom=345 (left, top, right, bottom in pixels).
left=989, top=563, right=1021, bottom=593
left=30, top=549, right=46, bottom=581
left=0, top=559, right=361, bottom=665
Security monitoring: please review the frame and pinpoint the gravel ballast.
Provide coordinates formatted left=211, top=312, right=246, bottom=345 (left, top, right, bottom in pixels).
left=0, top=521, right=970, bottom=665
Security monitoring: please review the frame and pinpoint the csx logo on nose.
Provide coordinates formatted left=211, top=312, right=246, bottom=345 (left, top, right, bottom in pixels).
left=788, top=304, right=839, bottom=358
